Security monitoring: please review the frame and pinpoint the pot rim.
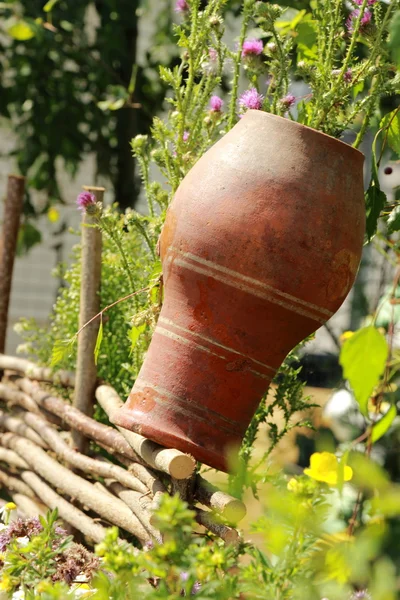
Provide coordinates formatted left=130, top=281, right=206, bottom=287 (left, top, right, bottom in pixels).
left=245, top=110, right=365, bottom=161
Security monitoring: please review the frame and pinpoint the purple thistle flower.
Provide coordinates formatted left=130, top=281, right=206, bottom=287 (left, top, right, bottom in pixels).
left=346, top=9, right=372, bottom=33
left=239, top=88, right=264, bottom=112
left=175, top=0, right=189, bottom=13
left=208, top=47, right=218, bottom=62
left=332, top=68, right=353, bottom=83
left=0, top=517, right=43, bottom=552
left=344, top=68, right=353, bottom=83
left=183, top=131, right=189, bottom=142
left=209, top=95, right=223, bottom=112
left=241, top=38, right=264, bottom=57
left=191, top=581, right=201, bottom=595
left=76, top=191, right=96, bottom=212
left=280, top=93, right=296, bottom=109
left=0, top=530, right=11, bottom=552
left=144, top=540, right=154, bottom=551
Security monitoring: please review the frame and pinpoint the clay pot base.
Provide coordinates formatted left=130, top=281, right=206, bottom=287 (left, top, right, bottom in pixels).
left=111, top=407, right=236, bottom=472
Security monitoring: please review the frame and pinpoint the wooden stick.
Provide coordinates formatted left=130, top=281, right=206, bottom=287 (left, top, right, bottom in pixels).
left=15, top=378, right=138, bottom=460
left=105, top=479, right=162, bottom=542
left=23, top=412, right=148, bottom=494
left=21, top=471, right=107, bottom=544
left=0, top=175, right=25, bottom=354
left=73, top=186, right=103, bottom=453
left=0, top=409, right=47, bottom=448
left=108, top=450, right=167, bottom=496
left=0, top=467, right=35, bottom=498
left=172, top=475, right=196, bottom=503
left=11, top=492, right=47, bottom=518
left=195, top=475, right=246, bottom=523
left=0, top=382, right=40, bottom=413
left=0, top=445, right=28, bottom=469
left=4, top=434, right=150, bottom=543
left=195, top=508, right=240, bottom=545
left=0, top=355, right=75, bottom=387
left=96, top=384, right=196, bottom=479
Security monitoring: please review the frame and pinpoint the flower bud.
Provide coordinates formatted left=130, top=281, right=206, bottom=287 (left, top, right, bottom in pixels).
left=209, top=14, right=223, bottom=29
left=131, top=134, right=148, bottom=152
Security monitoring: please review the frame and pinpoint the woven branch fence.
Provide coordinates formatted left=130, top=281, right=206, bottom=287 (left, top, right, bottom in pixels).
left=0, top=178, right=246, bottom=547
left=0, top=354, right=246, bottom=546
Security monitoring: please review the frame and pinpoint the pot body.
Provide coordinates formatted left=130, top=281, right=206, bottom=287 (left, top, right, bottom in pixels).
left=112, top=111, right=365, bottom=471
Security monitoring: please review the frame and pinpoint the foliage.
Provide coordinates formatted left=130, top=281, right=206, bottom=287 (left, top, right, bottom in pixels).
left=0, top=0, right=177, bottom=256
left=16, top=209, right=159, bottom=399
left=9, top=1, right=400, bottom=597
left=2, top=473, right=400, bottom=599
left=0, top=508, right=99, bottom=596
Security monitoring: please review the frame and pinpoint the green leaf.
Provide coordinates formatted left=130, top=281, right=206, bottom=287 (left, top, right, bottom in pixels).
left=128, top=323, right=146, bottom=352
left=276, top=8, right=306, bottom=33
left=94, top=319, right=103, bottom=365
left=51, top=338, right=75, bottom=367
left=365, top=184, right=387, bottom=241
left=371, top=404, right=397, bottom=443
left=387, top=205, right=400, bottom=234
left=7, top=20, right=35, bottom=40
left=340, top=327, right=389, bottom=416
left=97, top=98, right=126, bottom=111
left=352, top=80, right=364, bottom=99
left=388, top=10, right=400, bottom=67
left=43, top=0, right=60, bottom=11
left=380, top=109, right=400, bottom=156
left=372, top=487, right=400, bottom=516
left=296, top=19, right=317, bottom=52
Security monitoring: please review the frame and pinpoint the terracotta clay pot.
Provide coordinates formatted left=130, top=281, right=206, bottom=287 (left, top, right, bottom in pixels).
left=112, top=110, right=365, bottom=471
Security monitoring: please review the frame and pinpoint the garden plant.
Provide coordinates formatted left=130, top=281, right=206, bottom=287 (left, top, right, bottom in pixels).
left=1, top=0, right=400, bottom=598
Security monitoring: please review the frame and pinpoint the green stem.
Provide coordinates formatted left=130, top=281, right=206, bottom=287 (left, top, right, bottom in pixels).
left=100, top=218, right=139, bottom=310
left=271, top=24, right=288, bottom=114
left=312, top=0, right=370, bottom=130
left=132, top=217, right=156, bottom=260
left=351, top=2, right=396, bottom=89
left=228, top=6, right=251, bottom=129
left=138, top=155, right=154, bottom=218
left=352, top=85, right=379, bottom=149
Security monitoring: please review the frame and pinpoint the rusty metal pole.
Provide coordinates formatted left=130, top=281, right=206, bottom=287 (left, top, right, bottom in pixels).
left=73, top=186, right=104, bottom=453
left=0, top=175, right=26, bottom=354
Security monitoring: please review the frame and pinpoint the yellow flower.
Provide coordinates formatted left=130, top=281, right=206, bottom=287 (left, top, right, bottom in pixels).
left=5, top=502, right=16, bottom=511
left=287, top=478, right=301, bottom=493
left=0, top=574, right=12, bottom=591
left=47, top=206, right=60, bottom=223
left=340, top=330, right=354, bottom=343
left=304, top=452, right=353, bottom=486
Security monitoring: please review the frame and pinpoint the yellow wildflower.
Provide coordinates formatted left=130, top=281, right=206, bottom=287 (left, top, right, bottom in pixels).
left=304, top=452, right=353, bottom=486
left=5, top=502, right=16, bottom=511
left=340, top=330, right=354, bottom=343
left=0, top=574, right=12, bottom=591
left=287, top=478, right=301, bottom=493
left=47, top=206, right=60, bottom=223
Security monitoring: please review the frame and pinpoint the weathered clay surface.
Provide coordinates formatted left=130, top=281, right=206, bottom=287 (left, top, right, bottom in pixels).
left=112, top=110, right=365, bottom=471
